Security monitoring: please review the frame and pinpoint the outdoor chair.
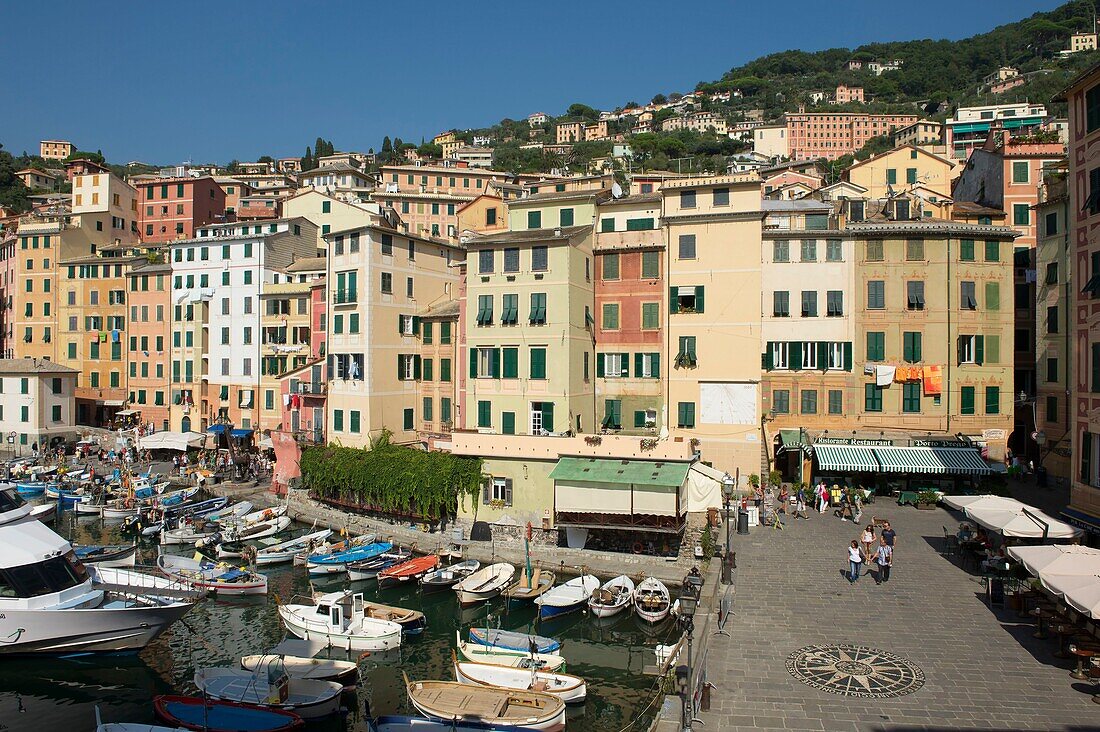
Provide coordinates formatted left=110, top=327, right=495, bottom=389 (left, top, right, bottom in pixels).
left=942, top=526, right=959, bottom=558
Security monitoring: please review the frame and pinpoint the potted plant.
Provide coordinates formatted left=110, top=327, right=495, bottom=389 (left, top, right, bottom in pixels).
left=915, top=489, right=939, bottom=509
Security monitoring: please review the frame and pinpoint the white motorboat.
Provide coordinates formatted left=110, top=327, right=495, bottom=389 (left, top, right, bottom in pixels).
left=195, top=665, right=343, bottom=720
left=588, top=574, right=635, bottom=618
left=534, top=574, right=599, bottom=619
left=74, top=544, right=138, bottom=568
left=0, top=486, right=199, bottom=654
left=453, top=655, right=586, bottom=705
left=453, top=562, right=515, bottom=607
left=405, top=676, right=565, bottom=731
left=634, top=576, right=671, bottom=623
left=156, top=553, right=268, bottom=595
left=242, top=639, right=358, bottom=684
left=253, top=529, right=332, bottom=566
left=277, top=590, right=402, bottom=652
left=420, top=559, right=480, bottom=594
left=30, top=502, right=56, bottom=523
left=200, top=500, right=255, bottom=524
left=160, top=521, right=220, bottom=546
left=219, top=514, right=291, bottom=545
left=455, top=631, right=566, bottom=672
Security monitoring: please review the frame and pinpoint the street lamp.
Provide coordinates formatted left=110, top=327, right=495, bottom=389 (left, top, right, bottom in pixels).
left=678, top=574, right=700, bottom=732
left=721, top=472, right=734, bottom=584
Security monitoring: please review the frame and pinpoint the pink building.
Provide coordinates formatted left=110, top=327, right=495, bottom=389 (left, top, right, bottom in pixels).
left=785, top=112, right=919, bottom=160
left=834, top=85, right=864, bottom=104
left=138, top=177, right=227, bottom=243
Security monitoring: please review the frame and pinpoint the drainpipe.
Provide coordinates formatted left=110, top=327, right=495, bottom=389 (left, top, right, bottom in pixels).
left=946, top=235, right=952, bottom=434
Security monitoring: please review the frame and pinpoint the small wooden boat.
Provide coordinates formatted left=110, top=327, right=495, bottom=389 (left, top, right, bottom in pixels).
left=468, top=627, right=560, bottom=653
left=195, top=666, right=343, bottom=720
left=242, top=639, right=358, bottom=684
left=278, top=590, right=403, bottom=652
left=420, top=559, right=480, bottom=594
left=254, top=529, right=332, bottom=566
left=455, top=631, right=566, bottom=672
left=535, top=574, right=599, bottom=620
left=378, top=554, right=439, bottom=589
left=634, top=576, right=671, bottom=623
left=220, top=514, right=291, bottom=544
left=153, top=694, right=304, bottom=731
left=156, top=553, right=268, bottom=595
left=74, top=543, right=137, bottom=568
left=346, top=547, right=412, bottom=581
left=453, top=563, right=515, bottom=606
left=199, top=500, right=254, bottom=524
left=353, top=597, right=427, bottom=634
left=306, top=539, right=392, bottom=576
left=588, top=574, right=635, bottom=618
left=15, top=481, right=49, bottom=497
left=405, top=675, right=565, bottom=731
left=30, top=502, right=56, bottom=523
left=161, top=521, right=220, bottom=546
left=502, top=569, right=555, bottom=607
left=453, top=655, right=586, bottom=705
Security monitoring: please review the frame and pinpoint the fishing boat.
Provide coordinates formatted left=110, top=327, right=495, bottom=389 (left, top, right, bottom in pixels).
left=153, top=695, right=304, bottom=731
left=356, top=597, right=427, bottom=634
left=534, top=574, right=599, bottom=620
left=195, top=665, right=343, bottom=720
left=588, top=574, right=635, bottom=618
left=502, top=569, right=555, bottom=607
left=377, top=554, right=439, bottom=589
left=453, top=562, right=515, bottom=607
left=219, top=514, right=291, bottom=544
left=455, top=631, right=566, bottom=672
left=242, top=639, right=359, bottom=684
left=306, top=539, right=393, bottom=576
left=74, top=496, right=106, bottom=515
left=277, top=590, right=403, bottom=652
left=156, top=553, right=268, bottom=595
left=468, top=627, right=560, bottom=653
left=160, top=520, right=221, bottom=546
left=453, top=655, right=586, bottom=705
left=405, top=675, right=565, bottom=732
left=198, top=500, right=255, bottom=524
left=74, top=543, right=138, bottom=568
left=245, top=529, right=333, bottom=566
left=633, top=576, right=671, bottom=623
left=346, top=548, right=412, bottom=581
left=420, top=559, right=479, bottom=594
left=14, top=480, right=50, bottom=497
left=96, top=707, right=182, bottom=732
left=30, top=502, right=56, bottom=523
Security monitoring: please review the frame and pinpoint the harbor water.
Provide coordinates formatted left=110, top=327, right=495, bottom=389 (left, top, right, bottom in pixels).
left=0, top=507, right=676, bottom=731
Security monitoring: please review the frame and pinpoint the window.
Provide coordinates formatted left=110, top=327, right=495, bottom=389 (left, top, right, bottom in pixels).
left=865, top=240, right=883, bottom=261
left=960, top=239, right=975, bottom=261
left=476, top=295, right=494, bottom=325
left=677, top=402, right=696, bottom=428
left=772, top=390, right=790, bottom=414
left=800, top=240, right=816, bottom=262
left=477, top=400, right=491, bottom=428
left=559, top=208, right=574, bottom=227
left=800, top=389, right=818, bottom=415
left=984, top=282, right=1000, bottom=311
left=826, top=239, right=842, bottom=262
left=600, top=353, right=628, bottom=378
left=826, top=291, right=843, bottom=317
left=903, top=331, right=922, bottom=363
left=529, top=347, right=547, bottom=379
left=527, top=210, right=541, bottom=229
left=406, top=276, right=414, bottom=298
left=985, top=386, right=1000, bottom=415
left=901, top=382, right=921, bottom=413
left=381, top=272, right=392, bottom=294
left=602, top=303, right=620, bottom=330
left=864, top=384, right=883, bottom=412
left=478, top=249, right=494, bottom=274
left=773, top=291, right=790, bottom=317
left=602, top=253, right=620, bottom=280
left=958, top=335, right=984, bottom=365
left=1088, top=84, right=1100, bottom=133
left=867, top=280, right=885, bottom=309
left=849, top=200, right=865, bottom=222
left=600, top=218, right=615, bottom=233
left=529, top=292, right=547, bottom=324
left=984, top=240, right=1000, bottom=262
left=531, top=245, right=548, bottom=271
left=906, top=167, right=917, bottom=184
left=640, top=301, right=660, bottom=330
left=1047, top=357, right=1059, bottom=383
left=773, top=240, right=789, bottom=262
left=1046, top=212, right=1058, bottom=237
left=801, top=290, right=818, bottom=317
left=1045, top=395, right=1058, bottom=423
left=671, top=285, right=704, bottom=313
left=678, top=234, right=696, bottom=259
left=799, top=341, right=819, bottom=370
left=713, top=188, right=729, bottom=206
left=680, top=190, right=696, bottom=209
left=828, top=390, right=843, bottom=415
left=959, top=385, right=976, bottom=413
left=961, top=281, right=977, bottom=310
left=642, top=250, right=659, bottom=278
left=602, top=399, right=623, bottom=430
left=906, top=280, right=925, bottom=310
left=886, top=168, right=897, bottom=185
left=768, top=341, right=789, bottom=370
left=486, top=208, right=497, bottom=226
left=866, top=332, right=885, bottom=361
left=677, top=336, right=698, bottom=368
left=1013, top=204, right=1030, bottom=226
left=906, top=238, right=924, bottom=261
left=1011, top=161, right=1029, bottom=184
left=501, top=347, right=518, bottom=379
left=1046, top=262, right=1059, bottom=285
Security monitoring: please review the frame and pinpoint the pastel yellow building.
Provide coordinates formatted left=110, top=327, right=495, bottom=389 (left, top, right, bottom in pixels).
left=845, top=145, right=957, bottom=200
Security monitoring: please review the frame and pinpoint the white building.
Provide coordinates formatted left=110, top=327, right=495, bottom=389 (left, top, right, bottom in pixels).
left=296, top=164, right=375, bottom=196
left=528, top=112, right=548, bottom=127
left=0, top=358, right=77, bottom=453
left=451, top=146, right=494, bottom=169
left=753, top=124, right=788, bottom=159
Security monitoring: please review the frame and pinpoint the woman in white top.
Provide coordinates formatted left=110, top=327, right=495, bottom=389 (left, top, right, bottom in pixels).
left=847, top=540, right=863, bottom=583
left=861, top=524, right=876, bottom=563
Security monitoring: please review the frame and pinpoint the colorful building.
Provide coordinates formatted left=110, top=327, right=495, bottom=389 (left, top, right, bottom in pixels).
left=784, top=112, right=919, bottom=160
left=138, top=176, right=227, bottom=243
left=845, top=145, right=957, bottom=200
left=126, top=261, right=172, bottom=430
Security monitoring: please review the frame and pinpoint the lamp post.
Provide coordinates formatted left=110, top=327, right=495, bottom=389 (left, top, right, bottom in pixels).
left=677, top=574, right=700, bottom=732
left=721, top=472, right=734, bottom=584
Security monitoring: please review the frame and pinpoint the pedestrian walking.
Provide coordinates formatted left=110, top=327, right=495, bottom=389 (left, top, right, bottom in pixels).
left=880, top=520, right=897, bottom=574
left=860, top=524, right=876, bottom=563
left=816, top=481, right=829, bottom=513
left=795, top=486, right=809, bottom=519
left=847, top=540, right=863, bottom=583
left=874, top=537, right=892, bottom=584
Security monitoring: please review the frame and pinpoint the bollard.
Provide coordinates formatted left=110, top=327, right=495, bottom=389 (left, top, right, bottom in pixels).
left=736, top=508, right=749, bottom=535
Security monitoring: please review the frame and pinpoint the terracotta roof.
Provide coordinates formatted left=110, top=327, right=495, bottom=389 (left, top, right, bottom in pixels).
left=419, top=299, right=460, bottom=319
left=511, top=188, right=612, bottom=205
left=465, top=225, right=591, bottom=245
left=286, top=256, right=327, bottom=272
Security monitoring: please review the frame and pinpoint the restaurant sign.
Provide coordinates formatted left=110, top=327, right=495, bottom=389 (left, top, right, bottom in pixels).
left=910, top=439, right=970, bottom=448
left=814, top=437, right=894, bottom=446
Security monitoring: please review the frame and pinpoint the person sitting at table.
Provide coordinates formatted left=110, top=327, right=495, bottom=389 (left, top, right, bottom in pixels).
left=957, top=523, right=973, bottom=542
left=981, top=547, right=1008, bottom=574
left=974, top=527, right=991, bottom=549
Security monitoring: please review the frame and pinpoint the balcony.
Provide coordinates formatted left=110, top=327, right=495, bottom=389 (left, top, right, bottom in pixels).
left=297, top=382, right=324, bottom=395
left=593, top=229, right=663, bottom=252
left=332, top=288, right=357, bottom=305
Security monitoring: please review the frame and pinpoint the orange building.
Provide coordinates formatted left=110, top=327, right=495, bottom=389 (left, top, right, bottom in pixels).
left=126, top=261, right=172, bottom=429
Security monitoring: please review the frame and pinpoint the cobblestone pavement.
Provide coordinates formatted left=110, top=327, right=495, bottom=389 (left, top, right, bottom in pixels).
left=699, top=482, right=1100, bottom=731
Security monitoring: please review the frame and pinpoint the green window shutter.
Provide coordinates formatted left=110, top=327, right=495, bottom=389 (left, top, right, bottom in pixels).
left=985, top=282, right=1000, bottom=310
left=490, top=348, right=501, bottom=378
left=530, top=348, right=546, bottom=379
left=478, top=401, right=491, bottom=428
left=560, top=208, right=574, bottom=227
left=986, top=335, right=1000, bottom=365
left=843, top=342, right=852, bottom=371
left=502, top=411, right=516, bottom=435
left=985, top=386, right=1000, bottom=415
left=789, top=341, right=802, bottom=371
left=619, top=352, right=629, bottom=377
left=652, top=353, right=660, bottom=378
left=412, top=316, right=420, bottom=334
left=413, top=355, right=422, bottom=380
left=600, top=218, right=615, bottom=233
left=596, top=353, right=606, bottom=377
left=502, top=348, right=518, bottom=378
left=763, top=342, right=774, bottom=371
left=469, top=349, right=478, bottom=378
left=886, top=169, right=897, bottom=184
left=333, top=410, right=344, bottom=431
left=694, top=286, right=705, bottom=313
left=542, top=402, right=554, bottom=432
left=441, top=358, right=452, bottom=382
left=686, top=403, right=695, bottom=428
left=960, top=239, right=974, bottom=261
left=397, top=354, right=404, bottom=380
left=984, top=240, right=999, bottom=261
left=423, top=321, right=433, bottom=344
left=677, top=402, right=686, bottom=427
left=642, top=302, right=659, bottom=329
left=423, top=358, right=433, bottom=381
left=961, top=386, right=975, bottom=415
left=634, top=410, right=647, bottom=428
left=817, top=342, right=828, bottom=371
left=635, top=352, right=644, bottom=377
left=669, top=287, right=679, bottom=313
left=642, top=251, right=659, bottom=278
left=975, top=335, right=984, bottom=365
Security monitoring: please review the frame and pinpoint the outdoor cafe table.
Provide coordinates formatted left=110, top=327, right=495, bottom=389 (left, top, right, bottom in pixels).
left=1052, top=624, right=1077, bottom=659
left=1030, top=606, right=1060, bottom=639
left=1070, top=645, right=1099, bottom=681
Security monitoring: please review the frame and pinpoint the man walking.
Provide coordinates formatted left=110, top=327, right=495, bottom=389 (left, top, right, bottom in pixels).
left=881, top=520, right=897, bottom=573
left=874, top=537, right=892, bottom=584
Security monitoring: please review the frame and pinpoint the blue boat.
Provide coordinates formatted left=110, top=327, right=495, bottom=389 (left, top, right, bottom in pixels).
left=534, top=575, right=601, bottom=620
left=15, top=481, right=49, bottom=497
left=306, top=541, right=393, bottom=576
left=155, top=694, right=303, bottom=731
left=468, top=627, right=561, bottom=653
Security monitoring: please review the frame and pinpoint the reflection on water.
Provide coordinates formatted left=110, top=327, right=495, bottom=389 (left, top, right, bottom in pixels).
left=0, top=509, right=674, bottom=731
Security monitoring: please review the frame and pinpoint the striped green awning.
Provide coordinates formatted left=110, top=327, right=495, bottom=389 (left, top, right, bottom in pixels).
left=814, top=445, right=880, bottom=472
left=875, top=447, right=991, bottom=475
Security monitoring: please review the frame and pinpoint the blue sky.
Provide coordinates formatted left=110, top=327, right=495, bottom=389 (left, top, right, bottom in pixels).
left=3, top=0, right=1064, bottom=164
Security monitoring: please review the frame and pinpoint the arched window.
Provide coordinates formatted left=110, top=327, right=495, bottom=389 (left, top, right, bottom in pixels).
left=181, top=416, right=191, bottom=433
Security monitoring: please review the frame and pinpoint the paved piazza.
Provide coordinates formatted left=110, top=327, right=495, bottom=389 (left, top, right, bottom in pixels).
left=699, top=483, right=1100, bottom=731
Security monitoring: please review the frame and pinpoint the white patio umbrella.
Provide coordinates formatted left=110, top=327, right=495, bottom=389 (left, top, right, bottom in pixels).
left=1006, top=544, right=1100, bottom=576
left=1043, top=573, right=1100, bottom=619
left=942, top=494, right=1024, bottom=512
left=964, top=505, right=1081, bottom=539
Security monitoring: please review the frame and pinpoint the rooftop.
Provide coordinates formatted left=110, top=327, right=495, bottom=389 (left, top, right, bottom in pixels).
left=510, top=189, right=613, bottom=205
left=418, top=299, right=460, bottom=319
left=286, top=256, right=327, bottom=273
left=464, top=225, right=591, bottom=246
left=0, top=358, right=78, bottom=375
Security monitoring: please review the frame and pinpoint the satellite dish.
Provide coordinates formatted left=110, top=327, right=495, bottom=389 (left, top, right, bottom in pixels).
left=611, top=182, right=624, bottom=199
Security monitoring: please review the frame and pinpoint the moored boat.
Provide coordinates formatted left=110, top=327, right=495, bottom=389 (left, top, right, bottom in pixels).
left=195, top=665, right=343, bottom=720
left=468, top=627, right=560, bottom=653
left=277, top=590, right=402, bottom=652
left=241, top=638, right=358, bottom=684
left=534, top=574, right=599, bottom=620
left=30, top=502, right=56, bottom=523
left=453, top=654, right=586, bottom=705
left=455, top=631, right=566, bottom=672
left=502, top=568, right=555, bottom=607
left=377, top=554, right=439, bottom=589
left=420, top=559, right=479, bottom=593
left=74, top=543, right=138, bottom=568
left=588, top=574, right=635, bottom=618
left=346, top=547, right=412, bottom=581
left=253, top=529, right=333, bottom=566
left=634, top=576, right=671, bottom=623
left=154, top=694, right=304, bottom=731
left=405, top=675, right=565, bottom=731
left=306, top=539, right=392, bottom=576
left=156, top=553, right=268, bottom=595
left=453, top=562, right=515, bottom=607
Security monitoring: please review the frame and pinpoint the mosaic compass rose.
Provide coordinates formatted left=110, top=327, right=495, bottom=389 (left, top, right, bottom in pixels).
left=785, top=644, right=925, bottom=698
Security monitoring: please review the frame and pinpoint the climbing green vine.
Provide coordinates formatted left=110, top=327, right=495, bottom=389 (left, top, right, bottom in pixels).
left=300, top=430, right=482, bottom=519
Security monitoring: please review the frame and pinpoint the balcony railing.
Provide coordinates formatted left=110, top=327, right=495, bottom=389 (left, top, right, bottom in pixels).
left=333, top=288, right=357, bottom=304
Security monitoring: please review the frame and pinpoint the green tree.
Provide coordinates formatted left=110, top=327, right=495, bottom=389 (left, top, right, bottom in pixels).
left=0, top=144, right=31, bottom=213
left=651, top=93, right=668, bottom=104
left=567, top=103, right=600, bottom=120
left=63, top=150, right=105, bottom=164
left=257, top=155, right=274, bottom=164
left=300, top=147, right=314, bottom=172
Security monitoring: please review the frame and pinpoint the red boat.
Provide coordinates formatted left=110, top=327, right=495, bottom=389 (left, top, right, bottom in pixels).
left=378, top=554, right=440, bottom=588
left=154, top=694, right=304, bottom=732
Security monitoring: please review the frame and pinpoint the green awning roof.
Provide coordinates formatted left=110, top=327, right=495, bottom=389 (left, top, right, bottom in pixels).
left=779, top=429, right=803, bottom=447
left=549, top=457, right=690, bottom=487
left=814, top=445, right=880, bottom=472
left=874, top=446, right=991, bottom=475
